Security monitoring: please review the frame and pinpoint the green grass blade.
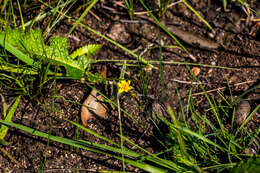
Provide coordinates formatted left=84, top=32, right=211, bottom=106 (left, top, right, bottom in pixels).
left=123, top=0, right=134, bottom=19
left=1, top=0, right=9, bottom=13
left=79, top=22, right=152, bottom=67
left=139, top=0, right=189, bottom=55
left=0, top=65, right=38, bottom=75
left=0, top=120, right=148, bottom=159
left=192, top=71, right=227, bottom=137
left=0, top=95, right=21, bottom=144
left=166, top=104, right=203, bottom=172
left=203, top=162, right=236, bottom=171
left=113, top=155, right=168, bottom=173
left=181, top=0, right=213, bottom=31
left=0, top=121, right=169, bottom=172
left=16, top=0, right=25, bottom=30
left=68, top=0, right=99, bottom=35
left=232, top=84, right=259, bottom=105
left=23, top=2, right=68, bottom=28
left=235, top=104, right=260, bottom=137
left=122, top=136, right=185, bottom=171
left=158, top=112, right=241, bottom=160
left=0, top=33, right=38, bottom=68
left=65, top=119, right=119, bottom=147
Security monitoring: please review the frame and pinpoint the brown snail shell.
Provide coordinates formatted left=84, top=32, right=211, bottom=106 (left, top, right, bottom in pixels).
left=235, top=101, right=251, bottom=126
left=81, top=89, right=107, bottom=126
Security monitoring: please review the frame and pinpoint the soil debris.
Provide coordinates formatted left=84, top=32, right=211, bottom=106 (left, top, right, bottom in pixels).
left=165, top=24, right=221, bottom=51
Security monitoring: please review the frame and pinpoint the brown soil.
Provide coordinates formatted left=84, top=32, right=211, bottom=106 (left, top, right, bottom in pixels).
left=0, top=1, right=259, bottom=172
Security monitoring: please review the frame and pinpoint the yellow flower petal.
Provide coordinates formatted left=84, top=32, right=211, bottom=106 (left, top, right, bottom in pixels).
left=117, top=80, right=133, bottom=94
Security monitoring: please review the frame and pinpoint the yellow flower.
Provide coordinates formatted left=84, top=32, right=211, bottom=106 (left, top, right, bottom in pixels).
left=117, top=80, right=133, bottom=94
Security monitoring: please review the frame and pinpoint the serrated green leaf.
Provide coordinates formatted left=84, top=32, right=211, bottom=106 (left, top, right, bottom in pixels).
left=45, top=36, right=84, bottom=78
left=0, top=29, right=38, bottom=68
left=0, top=29, right=101, bottom=79
left=70, top=44, right=101, bottom=70
left=70, top=44, right=102, bottom=59
left=20, top=29, right=45, bottom=55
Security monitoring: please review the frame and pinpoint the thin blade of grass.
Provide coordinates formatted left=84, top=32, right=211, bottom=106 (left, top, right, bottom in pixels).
left=123, top=0, right=134, bottom=19
left=235, top=104, right=260, bottom=137
left=157, top=28, right=166, bottom=97
left=122, top=136, right=185, bottom=172
left=203, top=162, right=236, bottom=171
left=181, top=0, right=213, bottom=31
left=139, top=0, right=189, bottom=55
left=1, top=0, right=9, bottom=13
left=79, top=22, right=152, bottom=67
left=232, top=84, right=259, bottom=105
left=65, top=119, right=119, bottom=147
left=0, top=95, right=21, bottom=145
left=1, top=120, right=171, bottom=172
left=188, top=64, right=227, bottom=137
left=68, top=0, right=99, bottom=35
left=166, top=104, right=203, bottom=172
left=23, top=2, right=68, bottom=28
left=0, top=147, right=20, bottom=165
left=16, top=0, right=25, bottom=30
left=43, top=0, right=72, bottom=37
left=158, top=112, right=241, bottom=160
left=112, top=155, right=168, bottom=173
left=247, top=125, right=260, bottom=149
left=94, top=59, right=236, bottom=70
left=0, top=120, right=143, bottom=158
left=0, top=65, right=38, bottom=75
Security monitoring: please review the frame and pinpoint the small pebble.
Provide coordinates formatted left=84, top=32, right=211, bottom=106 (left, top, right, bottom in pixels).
left=245, top=147, right=256, bottom=155
left=235, top=101, right=251, bottom=126
left=191, top=67, right=200, bottom=76
left=109, top=23, right=131, bottom=45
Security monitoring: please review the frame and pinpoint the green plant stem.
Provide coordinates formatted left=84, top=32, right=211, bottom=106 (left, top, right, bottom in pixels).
left=117, top=95, right=125, bottom=171
left=0, top=147, right=20, bottom=166
left=94, top=59, right=237, bottom=70
left=16, top=0, right=25, bottom=30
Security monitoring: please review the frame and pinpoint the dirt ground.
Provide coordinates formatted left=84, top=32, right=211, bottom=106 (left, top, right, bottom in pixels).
left=0, top=0, right=259, bottom=172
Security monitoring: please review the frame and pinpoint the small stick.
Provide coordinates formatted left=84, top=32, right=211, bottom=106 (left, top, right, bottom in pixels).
left=89, top=10, right=102, bottom=22
left=101, top=1, right=182, bottom=15
left=133, top=1, right=183, bottom=15
left=192, top=80, right=257, bottom=96
left=240, top=18, right=260, bottom=22
left=171, top=79, right=209, bottom=85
